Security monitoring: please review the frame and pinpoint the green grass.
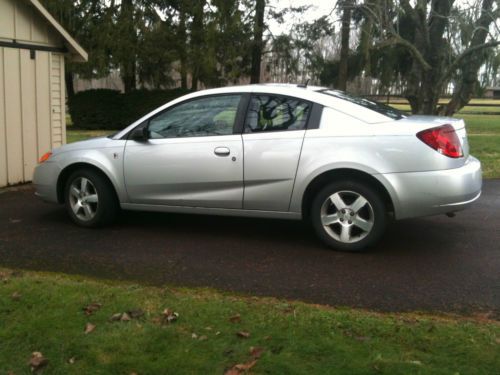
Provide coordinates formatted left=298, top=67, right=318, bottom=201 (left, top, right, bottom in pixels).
left=67, top=129, right=112, bottom=143
left=1, top=269, right=499, bottom=374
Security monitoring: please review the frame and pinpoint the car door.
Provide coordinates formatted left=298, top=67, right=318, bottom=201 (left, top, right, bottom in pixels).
left=242, top=94, right=313, bottom=211
left=123, top=94, right=247, bottom=209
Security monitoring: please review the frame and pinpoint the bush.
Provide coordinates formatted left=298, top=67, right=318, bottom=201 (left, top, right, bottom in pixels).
left=68, top=88, right=190, bottom=130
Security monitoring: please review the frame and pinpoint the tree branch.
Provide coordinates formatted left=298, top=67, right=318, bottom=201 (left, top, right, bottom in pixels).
left=373, top=36, right=432, bottom=70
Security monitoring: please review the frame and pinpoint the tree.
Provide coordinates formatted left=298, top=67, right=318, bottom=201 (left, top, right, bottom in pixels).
left=338, top=0, right=354, bottom=90
left=250, top=0, right=266, bottom=83
left=360, top=0, right=500, bottom=114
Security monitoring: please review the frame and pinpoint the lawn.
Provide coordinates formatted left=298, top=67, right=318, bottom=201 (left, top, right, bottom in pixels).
left=1, top=269, right=499, bottom=374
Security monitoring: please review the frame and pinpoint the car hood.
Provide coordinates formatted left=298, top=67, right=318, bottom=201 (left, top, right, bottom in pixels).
left=52, top=136, right=116, bottom=155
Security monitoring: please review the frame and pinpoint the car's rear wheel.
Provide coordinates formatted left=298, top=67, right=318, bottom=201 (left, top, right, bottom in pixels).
left=64, top=169, right=118, bottom=227
left=311, top=180, right=387, bottom=251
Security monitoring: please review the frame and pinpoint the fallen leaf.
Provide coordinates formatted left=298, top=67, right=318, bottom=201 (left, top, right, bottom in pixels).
left=128, top=309, right=145, bottom=319
left=110, top=313, right=123, bottom=321
left=83, top=303, right=102, bottom=316
left=29, top=352, right=48, bottom=372
left=355, top=336, right=370, bottom=342
left=495, top=338, right=500, bottom=344
left=84, top=323, right=96, bottom=334
left=199, top=335, right=208, bottom=341
left=161, top=308, right=179, bottom=324
left=236, top=331, right=250, bottom=338
left=192, top=333, right=198, bottom=339
left=249, top=346, right=264, bottom=359
left=11, top=291, right=21, bottom=301
left=229, top=314, right=241, bottom=323
left=121, top=312, right=132, bottom=322
left=68, top=357, right=76, bottom=364
left=215, top=331, right=221, bottom=336
left=225, top=360, right=257, bottom=374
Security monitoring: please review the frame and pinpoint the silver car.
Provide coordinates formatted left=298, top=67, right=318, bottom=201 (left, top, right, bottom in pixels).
left=34, top=84, right=482, bottom=251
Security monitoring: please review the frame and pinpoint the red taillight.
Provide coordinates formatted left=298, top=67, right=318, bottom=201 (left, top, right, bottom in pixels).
left=416, top=124, right=463, bottom=158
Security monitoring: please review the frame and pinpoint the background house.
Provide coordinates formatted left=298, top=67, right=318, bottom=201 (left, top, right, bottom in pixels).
left=0, top=0, right=87, bottom=187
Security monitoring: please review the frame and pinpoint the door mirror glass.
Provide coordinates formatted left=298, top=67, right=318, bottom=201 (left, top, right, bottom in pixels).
left=130, top=127, right=149, bottom=142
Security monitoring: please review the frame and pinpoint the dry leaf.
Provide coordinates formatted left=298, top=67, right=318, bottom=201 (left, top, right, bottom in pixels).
left=161, top=308, right=179, bottom=324
left=495, top=338, right=500, bottom=344
left=236, top=331, right=250, bottom=338
left=11, top=291, right=21, bottom=301
left=83, top=303, right=102, bottom=316
left=68, top=357, right=76, bottom=364
left=110, top=313, right=123, bottom=321
left=192, top=333, right=198, bottom=339
left=199, top=335, right=208, bottom=341
left=128, top=309, right=145, bottom=319
left=84, top=323, right=96, bottom=334
left=121, top=312, right=132, bottom=322
left=229, top=314, right=241, bottom=323
left=225, top=360, right=257, bottom=374
left=249, top=346, right=264, bottom=359
left=29, top=352, right=48, bottom=372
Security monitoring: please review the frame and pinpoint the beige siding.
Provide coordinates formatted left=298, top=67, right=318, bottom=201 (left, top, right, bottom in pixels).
left=0, top=0, right=73, bottom=187
left=0, top=47, right=66, bottom=186
left=50, top=53, right=65, bottom=147
left=0, top=0, right=62, bottom=47
left=0, top=48, right=6, bottom=186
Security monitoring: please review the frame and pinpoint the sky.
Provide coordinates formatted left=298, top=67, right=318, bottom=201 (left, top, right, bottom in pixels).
left=268, top=0, right=337, bottom=36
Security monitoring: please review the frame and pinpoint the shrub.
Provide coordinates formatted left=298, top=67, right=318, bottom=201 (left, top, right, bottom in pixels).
left=68, top=88, right=190, bottom=130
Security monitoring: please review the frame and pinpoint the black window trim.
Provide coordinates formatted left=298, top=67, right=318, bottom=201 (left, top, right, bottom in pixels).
left=243, top=93, right=320, bottom=134
left=123, top=92, right=251, bottom=140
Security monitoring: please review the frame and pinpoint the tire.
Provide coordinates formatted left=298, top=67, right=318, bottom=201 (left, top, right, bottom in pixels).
left=64, top=169, right=118, bottom=227
left=310, top=180, right=387, bottom=252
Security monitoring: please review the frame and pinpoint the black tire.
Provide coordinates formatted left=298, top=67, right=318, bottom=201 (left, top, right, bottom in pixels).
left=64, top=169, right=118, bottom=227
left=310, top=180, right=387, bottom=252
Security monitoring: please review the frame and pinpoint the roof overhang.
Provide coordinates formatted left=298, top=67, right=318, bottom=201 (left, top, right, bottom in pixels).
left=28, top=0, right=88, bottom=62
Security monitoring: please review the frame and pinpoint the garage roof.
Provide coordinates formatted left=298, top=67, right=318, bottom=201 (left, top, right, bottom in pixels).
left=28, top=0, right=88, bottom=62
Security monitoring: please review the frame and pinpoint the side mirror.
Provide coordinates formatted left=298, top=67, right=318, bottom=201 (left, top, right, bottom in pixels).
left=130, top=127, right=149, bottom=142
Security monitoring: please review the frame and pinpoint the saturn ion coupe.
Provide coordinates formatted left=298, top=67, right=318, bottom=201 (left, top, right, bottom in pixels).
left=33, top=84, right=482, bottom=251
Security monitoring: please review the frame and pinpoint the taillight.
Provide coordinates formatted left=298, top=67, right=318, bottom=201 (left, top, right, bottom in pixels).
left=38, top=152, right=52, bottom=163
left=416, top=124, right=463, bottom=158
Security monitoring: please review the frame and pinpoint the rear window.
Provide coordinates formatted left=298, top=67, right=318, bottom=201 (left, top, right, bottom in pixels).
left=319, top=90, right=405, bottom=120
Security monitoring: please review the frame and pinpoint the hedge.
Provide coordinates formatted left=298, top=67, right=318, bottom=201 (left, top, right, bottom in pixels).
left=68, top=88, right=190, bottom=130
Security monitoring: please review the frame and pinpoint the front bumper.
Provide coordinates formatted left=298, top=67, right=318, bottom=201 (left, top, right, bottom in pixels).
left=33, top=161, right=60, bottom=203
left=382, top=156, right=482, bottom=220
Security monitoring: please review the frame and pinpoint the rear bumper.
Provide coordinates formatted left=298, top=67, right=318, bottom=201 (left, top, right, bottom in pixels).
left=382, top=156, right=482, bottom=220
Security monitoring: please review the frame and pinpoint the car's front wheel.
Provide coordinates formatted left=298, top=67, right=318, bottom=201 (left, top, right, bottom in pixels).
left=311, top=180, right=387, bottom=251
left=64, top=169, right=118, bottom=227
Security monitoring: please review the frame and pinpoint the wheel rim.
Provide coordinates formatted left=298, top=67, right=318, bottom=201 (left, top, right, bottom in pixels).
left=69, top=177, right=99, bottom=222
left=320, top=190, right=374, bottom=243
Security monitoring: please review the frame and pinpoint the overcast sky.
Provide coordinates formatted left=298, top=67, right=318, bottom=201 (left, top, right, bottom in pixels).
left=268, top=0, right=337, bottom=36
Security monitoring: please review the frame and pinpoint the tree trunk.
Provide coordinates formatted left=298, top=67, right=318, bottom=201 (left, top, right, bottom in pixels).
left=178, top=6, right=188, bottom=90
left=443, top=0, right=496, bottom=116
left=338, top=0, right=353, bottom=91
left=190, top=0, right=205, bottom=90
left=120, top=0, right=136, bottom=93
left=250, top=0, right=265, bottom=84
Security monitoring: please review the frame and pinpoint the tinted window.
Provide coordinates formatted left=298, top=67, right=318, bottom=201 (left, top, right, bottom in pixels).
left=319, top=90, right=405, bottom=120
left=148, top=95, right=241, bottom=139
left=245, top=95, right=311, bottom=133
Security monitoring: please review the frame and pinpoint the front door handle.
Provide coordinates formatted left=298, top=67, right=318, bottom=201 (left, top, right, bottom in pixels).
left=214, top=147, right=230, bottom=156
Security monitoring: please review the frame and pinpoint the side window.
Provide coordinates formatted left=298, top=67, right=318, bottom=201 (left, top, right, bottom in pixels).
left=148, top=95, right=241, bottom=139
left=245, top=95, right=311, bottom=133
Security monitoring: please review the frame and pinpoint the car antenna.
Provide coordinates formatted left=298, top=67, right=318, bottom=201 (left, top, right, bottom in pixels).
left=297, top=79, right=310, bottom=88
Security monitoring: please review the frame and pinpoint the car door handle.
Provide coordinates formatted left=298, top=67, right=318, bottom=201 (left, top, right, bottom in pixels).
left=214, top=147, right=230, bottom=156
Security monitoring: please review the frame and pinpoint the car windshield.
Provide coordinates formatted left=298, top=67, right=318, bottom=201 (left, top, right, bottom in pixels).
left=319, top=90, right=406, bottom=120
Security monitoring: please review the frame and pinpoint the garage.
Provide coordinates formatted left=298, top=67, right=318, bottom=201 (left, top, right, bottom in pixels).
left=0, top=0, right=87, bottom=187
